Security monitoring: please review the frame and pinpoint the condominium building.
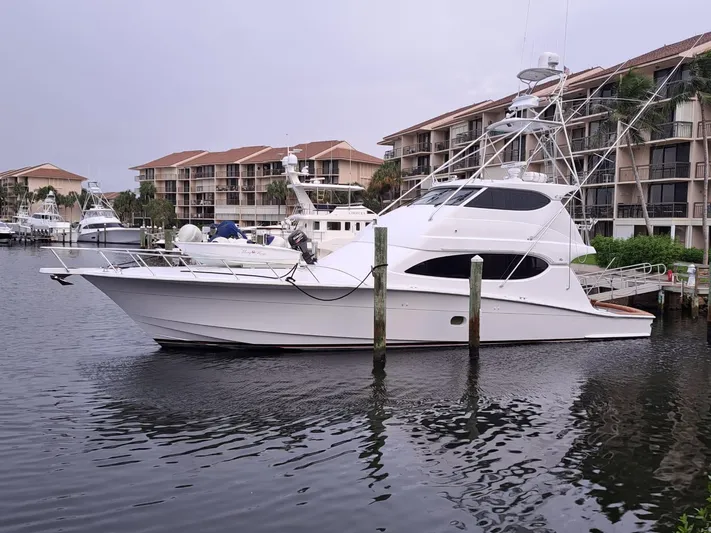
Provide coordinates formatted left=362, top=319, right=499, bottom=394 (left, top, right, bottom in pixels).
left=131, top=141, right=382, bottom=226
left=379, top=33, right=711, bottom=248
left=0, top=163, right=87, bottom=220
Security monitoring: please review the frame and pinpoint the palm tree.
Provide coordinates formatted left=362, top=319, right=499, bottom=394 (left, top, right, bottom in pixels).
left=670, top=51, right=711, bottom=263
left=113, top=190, right=139, bottom=225
left=266, top=179, right=289, bottom=218
left=605, top=70, right=667, bottom=236
left=0, top=186, right=7, bottom=218
left=138, top=181, right=157, bottom=225
left=366, top=161, right=402, bottom=212
left=146, top=198, right=176, bottom=228
left=33, top=185, right=58, bottom=202
left=61, top=193, right=78, bottom=221
left=12, top=183, right=27, bottom=212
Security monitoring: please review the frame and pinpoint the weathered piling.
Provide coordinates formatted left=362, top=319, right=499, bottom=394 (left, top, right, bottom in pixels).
left=692, top=264, right=700, bottom=319
left=373, top=226, right=387, bottom=366
left=139, top=226, right=146, bottom=249
left=469, top=255, right=483, bottom=358
left=164, top=228, right=174, bottom=251
left=103, top=223, right=108, bottom=245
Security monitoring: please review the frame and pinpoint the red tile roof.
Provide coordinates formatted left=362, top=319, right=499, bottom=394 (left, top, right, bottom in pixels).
left=314, top=147, right=382, bottom=165
left=381, top=102, right=490, bottom=142
left=241, top=141, right=347, bottom=163
left=0, top=164, right=86, bottom=181
left=182, top=146, right=269, bottom=166
left=131, top=150, right=207, bottom=170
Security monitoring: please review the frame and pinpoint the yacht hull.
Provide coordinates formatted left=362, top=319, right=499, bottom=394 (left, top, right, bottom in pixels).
left=82, top=274, right=653, bottom=349
left=77, top=228, right=141, bottom=244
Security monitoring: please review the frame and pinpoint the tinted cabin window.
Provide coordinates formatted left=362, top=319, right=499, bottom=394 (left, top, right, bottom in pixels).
left=406, top=253, right=548, bottom=280
left=327, top=222, right=340, bottom=230
left=466, top=188, right=550, bottom=211
left=411, top=187, right=478, bottom=206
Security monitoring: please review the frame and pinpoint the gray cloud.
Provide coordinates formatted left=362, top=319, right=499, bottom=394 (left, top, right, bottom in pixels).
left=1, top=0, right=710, bottom=191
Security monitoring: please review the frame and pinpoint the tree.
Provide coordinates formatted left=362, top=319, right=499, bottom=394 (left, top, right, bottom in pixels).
left=363, top=161, right=402, bottom=213
left=139, top=181, right=156, bottom=204
left=0, top=186, right=7, bottom=217
left=670, top=51, right=711, bottom=264
left=11, top=183, right=27, bottom=213
left=113, top=190, right=139, bottom=225
left=266, top=179, right=289, bottom=218
left=33, top=185, right=58, bottom=202
left=605, top=70, right=667, bottom=236
left=146, top=198, right=176, bottom=228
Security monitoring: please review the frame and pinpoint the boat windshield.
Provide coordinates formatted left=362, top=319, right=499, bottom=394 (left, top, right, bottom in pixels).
left=411, top=187, right=481, bottom=207
left=0, top=222, right=8, bottom=229
left=85, top=210, right=115, bottom=218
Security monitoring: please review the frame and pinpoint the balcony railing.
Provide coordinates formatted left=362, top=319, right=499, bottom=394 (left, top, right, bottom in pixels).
left=193, top=172, right=215, bottom=179
left=617, top=202, right=688, bottom=218
left=243, top=170, right=256, bottom=177
left=402, top=142, right=431, bottom=156
left=401, top=165, right=431, bottom=178
left=503, top=149, right=523, bottom=163
left=452, top=129, right=482, bottom=146
left=619, top=162, right=690, bottom=182
left=434, top=140, right=450, bottom=152
left=451, top=156, right=480, bottom=171
left=584, top=170, right=616, bottom=185
left=384, top=148, right=401, bottom=160
left=572, top=204, right=614, bottom=219
left=696, top=161, right=710, bottom=179
left=656, top=80, right=686, bottom=99
left=567, top=132, right=617, bottom=153
left=256, top=168, right=284, bottom=177
left=698, top=121, right=711, bottom=138
left=317, top=168, right=339, bottom=176
left=693, top=203, right=711, bottom=218
left=650, top=121, right=692, bottom=140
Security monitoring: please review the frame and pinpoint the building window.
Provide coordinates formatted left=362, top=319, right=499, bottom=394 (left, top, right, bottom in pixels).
left=650, top=143, right=690, bottom=178
left=648, top=183, right=687, bottom=204
left=227, top=164, right=239, bottom=177
left=585, top=187, right=613, bottom=205
left=503, top=137, right=526, bottom=162
left=466, top=188, right=550, bottom=211
left=406, top=253, right=548, bottom=280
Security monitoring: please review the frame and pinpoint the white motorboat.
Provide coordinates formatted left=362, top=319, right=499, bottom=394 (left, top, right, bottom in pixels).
left=0, top=221, right=14, bottom=244
left=77, top=182, right=141, bottom=244
left=40, top=52, right=656, bottom=349
left=27, top=191, right=71, bottom=240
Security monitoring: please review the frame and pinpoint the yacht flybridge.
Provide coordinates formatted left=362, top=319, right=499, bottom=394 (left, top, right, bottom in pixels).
left=77, top=182, right=140, bottom=244
left=40, top=52, right=656, bottom=349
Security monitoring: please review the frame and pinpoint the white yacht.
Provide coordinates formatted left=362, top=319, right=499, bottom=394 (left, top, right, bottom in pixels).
left=27, top=191, right=71, bottom=239
left=0, top=221, right=14, bottom=244
left=40, top=52, right=655, bottom=349
left=77, top=183, right=141, bottom=244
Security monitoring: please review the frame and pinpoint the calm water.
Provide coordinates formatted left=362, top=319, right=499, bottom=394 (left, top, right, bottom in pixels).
left=2, top=246, right=711, bottom=533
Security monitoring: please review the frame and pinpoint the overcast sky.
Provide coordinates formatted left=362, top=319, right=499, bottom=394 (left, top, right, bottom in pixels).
left=1, top=0, right=710, bottom=191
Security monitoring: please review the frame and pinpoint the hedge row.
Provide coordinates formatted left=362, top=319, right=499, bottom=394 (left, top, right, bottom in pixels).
left=590, top=235, right=705, bottom=269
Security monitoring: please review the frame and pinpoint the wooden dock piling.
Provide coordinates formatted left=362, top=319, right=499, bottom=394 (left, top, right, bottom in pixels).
left=469, top=255, right=483, bottom=358
left=693, top=266, right=700, bottom=320
left=165, top=228, right=174, bottom=251
left=373, top=226, right=387, bottom=366
left=139, top=226, right=145, bottom=249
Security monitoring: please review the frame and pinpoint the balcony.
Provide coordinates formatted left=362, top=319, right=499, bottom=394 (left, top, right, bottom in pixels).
left=384, top=148, right=401, bottom=160
left=243, top=169, right=256, bottom=177
left=195, top=185, right=216, bottom=193
left=656, top=80, right=686, bottom=100
left=402, top=142, right=431, bottom=156
left=696, top=162, right=710, bottom=179
left=698, top=121, right=711, bottom=138
left=617, top=202, right=688, bottom=218
left=401, top=165, right=431, bottom=178
left=256, top=168, right=283, bottom=177
left=434, top=140, right=450, bottom=152
left=567, top=132, right=617, bottom=153
left=452, top=129, right=482, bottom=146
left=451, top=156, right=480, bottom=171
left=618, top=162, right=690, bottom=182
left=572, top=204, right=614, bottom=219
left=193, top=172, right=215, bottom=179
left=650, top=121, right=692, bottom=141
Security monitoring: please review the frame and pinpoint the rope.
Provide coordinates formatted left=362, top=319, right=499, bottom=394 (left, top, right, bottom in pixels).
left=285, top=263, right=388, bottom=302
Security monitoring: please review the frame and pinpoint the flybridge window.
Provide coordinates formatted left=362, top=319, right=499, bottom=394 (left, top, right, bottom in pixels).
left=466, top=188, right=550, bottom=211
left=411, top=187, right=479, bottom=206
left=85, top=223, right=123, bottom=229
left=406, top=253, right=549, bottom=280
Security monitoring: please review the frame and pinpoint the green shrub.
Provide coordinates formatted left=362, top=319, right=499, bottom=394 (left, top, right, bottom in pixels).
left=677, top=475, right=711, bottom=532
left=590, top=235, right=684, bottom=269
left=680, top=247, right=705, bottom=264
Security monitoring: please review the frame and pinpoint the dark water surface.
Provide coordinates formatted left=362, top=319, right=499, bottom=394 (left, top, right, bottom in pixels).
left=2, top=246, right=711, bottom=533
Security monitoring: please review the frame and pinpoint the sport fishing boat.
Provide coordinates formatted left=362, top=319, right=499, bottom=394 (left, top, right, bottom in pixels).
left=27, top=191, right=71, bottom=240
left=40, top=52, right=655, bottom=349
left=8, top=196, right=30, bottom=236
left=77, top=182, right=141, bottom=244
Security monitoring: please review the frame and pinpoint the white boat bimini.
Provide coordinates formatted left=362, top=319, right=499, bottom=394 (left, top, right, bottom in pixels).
left=40, top=52, right=655, bottom=349
left=77, top=182, right=141, bottom=244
